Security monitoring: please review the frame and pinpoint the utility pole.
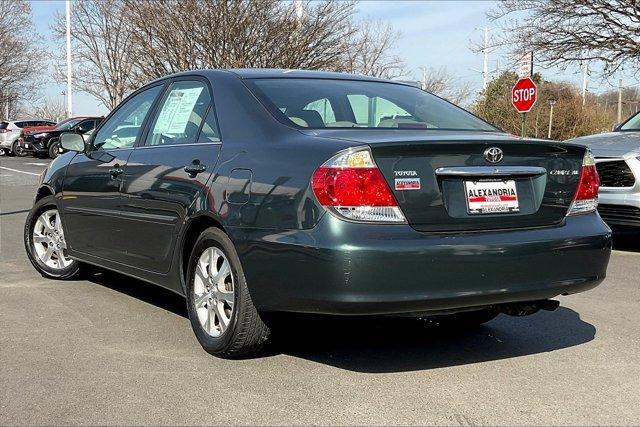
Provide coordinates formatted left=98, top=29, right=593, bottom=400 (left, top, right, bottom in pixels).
left=65, top=0, right=73, bottom=118
left=294, top=0, right=303, bottom=22
left=547, top=98, right=556, bottom=139
left=581, top=62, right=588, bottom=106
left=419, top=66, right=427, bottom=91
left=617, top=79, right=623, bottom=123
left=482, top=27, right=489, bottom=91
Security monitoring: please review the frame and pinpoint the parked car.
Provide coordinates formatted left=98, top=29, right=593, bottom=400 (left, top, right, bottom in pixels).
left=13, top=121, right=60, bottom=157
left=0, top=119, right=56, bottom=156
left=566, top=111, right=640, bottom=230
left=21, top=116, right=102, bottom=158
left=24, top=69, right=611, bottom=358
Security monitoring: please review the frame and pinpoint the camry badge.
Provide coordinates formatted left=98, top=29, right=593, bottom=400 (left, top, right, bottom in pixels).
left=484, top=147, right=503, bottom=163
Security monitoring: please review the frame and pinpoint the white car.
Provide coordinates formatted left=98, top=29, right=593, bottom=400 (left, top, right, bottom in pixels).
left=566, top=112, right=640, bottom=229
left=0, top=119, right=56, bottom=155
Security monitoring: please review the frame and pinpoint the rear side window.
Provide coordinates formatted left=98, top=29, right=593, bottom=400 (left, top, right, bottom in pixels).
left=145, top=80, right=211, bottom=146
left=14, top=121, right=26, bottom=128
left=93, top=85, right=163, bottom=151
left=198, top=107, right=221, bottom=142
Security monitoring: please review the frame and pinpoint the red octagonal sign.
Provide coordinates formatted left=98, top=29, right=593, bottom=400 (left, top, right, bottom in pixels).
left=512, top=77, right=537, bottom=113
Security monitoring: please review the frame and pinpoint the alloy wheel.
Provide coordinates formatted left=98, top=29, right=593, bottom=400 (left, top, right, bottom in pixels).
left=193, top=247, right=235, bottom=337
left=32, top=209, right=74, bottom=270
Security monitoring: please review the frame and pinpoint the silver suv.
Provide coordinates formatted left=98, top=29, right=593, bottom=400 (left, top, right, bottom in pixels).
left=566, top=112, right=640, bottom=229
left=0, top=119, right=56, bottom=156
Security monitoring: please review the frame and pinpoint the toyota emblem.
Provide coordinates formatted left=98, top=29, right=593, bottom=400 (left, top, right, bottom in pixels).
left=484, top=147, right=503, bottom=163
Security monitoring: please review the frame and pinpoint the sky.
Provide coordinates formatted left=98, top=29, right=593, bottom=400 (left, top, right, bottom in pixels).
left=30, top=0, right=636, bottom=116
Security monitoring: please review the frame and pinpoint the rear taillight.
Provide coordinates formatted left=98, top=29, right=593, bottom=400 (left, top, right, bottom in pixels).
left=311, top=147, right=406, bottom=223
left=0, top=129, right=9, bottom=133
left=567, top=150, right=599, bottom=215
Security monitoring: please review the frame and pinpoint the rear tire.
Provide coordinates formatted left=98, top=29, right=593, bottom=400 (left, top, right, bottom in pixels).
left=24, top=195, right=80, bottom=279
left=186, top=227, right=270, bottom=358
left=48, top=139, right=61, bottom=159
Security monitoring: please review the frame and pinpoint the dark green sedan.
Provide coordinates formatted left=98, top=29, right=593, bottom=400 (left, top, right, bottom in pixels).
left=24, top=69, right=611, bottom=358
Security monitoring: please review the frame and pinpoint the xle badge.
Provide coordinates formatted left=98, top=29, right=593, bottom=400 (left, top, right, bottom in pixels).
left=395, top=178, right=421, bottom=190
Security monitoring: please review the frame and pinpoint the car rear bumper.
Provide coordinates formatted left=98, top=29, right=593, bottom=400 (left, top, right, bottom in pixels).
left=231, top=212, right=612, bottom=315
left=598, top=190, right=640, bottom=228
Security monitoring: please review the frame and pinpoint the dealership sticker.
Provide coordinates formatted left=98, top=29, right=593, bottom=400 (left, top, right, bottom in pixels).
left=395, top=178, right=421, bottom=190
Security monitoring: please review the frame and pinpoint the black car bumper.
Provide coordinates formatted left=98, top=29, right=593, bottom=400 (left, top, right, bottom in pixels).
left=231, top=212, right=612, bottom=315
left=20, top=137, right=48, bottom=156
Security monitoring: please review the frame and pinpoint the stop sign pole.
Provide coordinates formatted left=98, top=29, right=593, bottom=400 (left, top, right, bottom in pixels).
left=511, top=77, right=537, bottom=137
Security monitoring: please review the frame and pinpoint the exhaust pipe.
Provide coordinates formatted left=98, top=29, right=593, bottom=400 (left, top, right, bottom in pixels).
left=500, top=299, right=559, bottom=317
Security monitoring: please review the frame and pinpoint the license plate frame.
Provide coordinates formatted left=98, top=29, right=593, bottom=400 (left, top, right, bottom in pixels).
left=464, top=179, right=519, bottom=215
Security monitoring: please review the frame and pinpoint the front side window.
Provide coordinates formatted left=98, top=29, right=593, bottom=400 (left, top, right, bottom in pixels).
left=145, top=81, right=211, bottom=146
left=93, top=85, right=163, bottom=150
left=248, top=78, right=497, bottom=131
left=620, top=112, right=640, bottom=131
left=75, top=120, right=95, bottom=133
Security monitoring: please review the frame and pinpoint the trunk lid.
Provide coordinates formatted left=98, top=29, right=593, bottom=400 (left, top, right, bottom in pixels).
left=309, top=130, right=587, bottom=232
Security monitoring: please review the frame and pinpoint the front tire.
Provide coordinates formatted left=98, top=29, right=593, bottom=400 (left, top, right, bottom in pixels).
left=186, top=227, right=270, bottom=358
left=24, top=195, right=80, bottom=279
left=12, top=140, right=27, bottom=157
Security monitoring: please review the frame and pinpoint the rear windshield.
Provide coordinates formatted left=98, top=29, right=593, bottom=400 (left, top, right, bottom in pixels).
left=620, top=112, right=640, bottom=131
left=247, top=78, right=497, bottom=131
left=55, top=118, right=83, bottom=131
left=0, top=122, right=7, bottom=130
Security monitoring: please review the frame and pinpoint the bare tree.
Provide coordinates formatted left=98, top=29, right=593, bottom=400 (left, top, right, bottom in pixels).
left=491, top=0, right=640, bottom=77
left=30, top=98, right=67, bottom=122
left=341, top=20, right=406, bottom=79
left=120, top=0, right=404, bottom=85
left=419, top=67, right=473, bottom=105
left=52, top=0, right=134, bottom=110
left=0, top=0, right=43, bottom=118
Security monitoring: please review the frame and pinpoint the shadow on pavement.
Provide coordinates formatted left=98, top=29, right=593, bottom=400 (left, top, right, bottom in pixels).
left=85, top=268, right=188, bottom=318
left=85, top=268, right=596, bottom=373
left=272, top=308, right=595, bottom=373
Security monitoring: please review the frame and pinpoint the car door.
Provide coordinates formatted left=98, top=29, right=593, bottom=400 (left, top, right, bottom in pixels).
left=119, top=78, right=222, bottom=273
left=62, top=84, right=165, bottom=262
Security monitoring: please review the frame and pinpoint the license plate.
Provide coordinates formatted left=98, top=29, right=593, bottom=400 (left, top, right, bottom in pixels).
left=465, top=180, right=519, bottom=215
left=23, top=143, right=29, bottom=148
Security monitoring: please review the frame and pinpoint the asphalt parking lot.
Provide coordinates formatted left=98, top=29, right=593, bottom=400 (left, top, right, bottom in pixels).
left=1, top=155, right=639, bottom=425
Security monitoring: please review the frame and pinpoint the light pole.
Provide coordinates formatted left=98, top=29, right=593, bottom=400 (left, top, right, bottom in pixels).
left=65, top=0, right=73, bottom=118
left=547, top=97, right=557, bottom=139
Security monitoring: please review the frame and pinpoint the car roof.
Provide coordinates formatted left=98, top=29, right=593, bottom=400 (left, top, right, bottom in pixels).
left=7, top=118, right=55, bottom=123
left=152, top=68, right=408, bottom=85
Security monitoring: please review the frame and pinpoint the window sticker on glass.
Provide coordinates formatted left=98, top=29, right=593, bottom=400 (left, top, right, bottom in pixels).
left=154, top=87, right=204, bottom=134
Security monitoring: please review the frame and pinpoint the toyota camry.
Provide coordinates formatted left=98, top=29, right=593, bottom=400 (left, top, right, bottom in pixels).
left=24, top=69, right=611, bottom=358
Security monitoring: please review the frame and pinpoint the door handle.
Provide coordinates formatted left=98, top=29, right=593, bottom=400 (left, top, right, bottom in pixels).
left=109, top=167, right=124, bottom=178
left=184, top=162, right=207, bottom=176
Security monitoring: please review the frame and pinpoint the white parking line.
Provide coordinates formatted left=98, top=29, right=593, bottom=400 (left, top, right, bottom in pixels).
left=25, top=162, right=49, bottom=166
left=0, top=166, right=40, bottom=176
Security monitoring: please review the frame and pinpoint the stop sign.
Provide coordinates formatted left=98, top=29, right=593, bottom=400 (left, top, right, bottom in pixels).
left=511, top=77, right=537, bottom=113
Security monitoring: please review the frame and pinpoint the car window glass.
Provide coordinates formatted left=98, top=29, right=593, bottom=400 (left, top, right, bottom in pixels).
left=621, top=113, right=640, bottom=131
left=249, top=79, right=497, bottom=131
left=76, top=120, right=94, bottom=133
left=198, top=107, right=221, bottom=142
left=0, top=122, right=8, bottom=129
left=146, top=81, right=211, bottom=146
left=14, top=122, right=26, bottom=128
left=93, top=85, right=163, bottom=151
left=303, top=98, right=336, bottom=125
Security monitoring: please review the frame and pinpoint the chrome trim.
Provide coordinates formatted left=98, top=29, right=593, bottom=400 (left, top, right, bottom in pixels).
left=435, top=166, right=546, bottom=177
left=134, top=141, right=222, bottom=150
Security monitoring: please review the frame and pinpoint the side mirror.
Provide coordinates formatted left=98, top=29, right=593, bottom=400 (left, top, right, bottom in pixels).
left=612, top=123, right=621, bottom=132
left=60, top=133, right=86, bottom=153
